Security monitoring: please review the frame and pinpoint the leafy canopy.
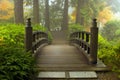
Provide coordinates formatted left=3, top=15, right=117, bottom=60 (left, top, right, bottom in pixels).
left=0, top=0, right=14, bottom=20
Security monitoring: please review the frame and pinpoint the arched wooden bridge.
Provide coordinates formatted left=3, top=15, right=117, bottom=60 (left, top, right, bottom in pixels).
left=25, top=19, right=118, bottom=80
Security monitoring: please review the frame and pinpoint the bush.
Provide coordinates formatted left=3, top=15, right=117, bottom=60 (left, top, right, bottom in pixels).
left=0, top=46, right=36, bottom=80
left=0, top=23, right=49, bottom=80
left=101, top=20, right=120, bottom=41
left=98, top=35, right=120, bottom=78
left=0, top=24, right=25, bottom=48
left=69, top=24, right=84, bottom=33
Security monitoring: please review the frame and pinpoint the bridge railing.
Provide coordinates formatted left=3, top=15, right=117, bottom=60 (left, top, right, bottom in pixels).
left=70, top=31, right=90, bottom=54
left=69, top=19, right=98, bottom=64
left=25, top=18, right=49, bottom=54
left=32, top=31, right=48, bottom=53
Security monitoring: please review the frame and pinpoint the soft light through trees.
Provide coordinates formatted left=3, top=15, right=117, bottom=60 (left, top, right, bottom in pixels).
left=98, top=7, right=113, bottom=25
left=70, top=8, right=76, bottom=22
left=0, top=0, right=14, bottom=20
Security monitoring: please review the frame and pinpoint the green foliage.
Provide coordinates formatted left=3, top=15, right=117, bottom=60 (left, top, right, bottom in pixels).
left=101, top=20, right=120, bottom=41
left=47, top=31, right=53, bottom=43
left=49, top=0, right=64, bottom=28
left=79, top=0, right=106, bottom=27
left=98, top=35, right=110, bottom=49
left=98, top=35, right=120, bottom=77
left=69, top=24, right=84, bottom=33
left=0, top=47, right=36, bottom=80
left=32, top=24, right=53, bottom=42
left=80, top=7, right=93, bottom=26
left=33, top=24, right=47, bottom=32
left=0, top=23, right=24, bottom=48
left=0, top=23, right=49, bottom=80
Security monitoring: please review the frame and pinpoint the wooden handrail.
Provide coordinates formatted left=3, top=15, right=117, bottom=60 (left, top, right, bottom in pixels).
left=69, top=31, right=90, bottom=54
left=25, top=18, right=49, bottom=54
left=69, top=19, right=98, bottom=64
left=32, top=31, right=48, bottom=53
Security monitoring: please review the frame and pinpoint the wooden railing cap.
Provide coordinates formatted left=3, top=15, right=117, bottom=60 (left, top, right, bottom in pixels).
left=93, top=18, right=97, bottom=27
left=26, top=18, right=31, bottom=27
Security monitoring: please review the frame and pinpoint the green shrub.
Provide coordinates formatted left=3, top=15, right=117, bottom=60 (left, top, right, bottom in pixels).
left=0, top=23, right=49, bottom=80
left=0, top=46, right=36, bottom=80
left=48, top=31, right=53, bottom=43
left=0, top=23, right=49, bottom=46
left=33, top=24, right=47, bottom=32
left=0, top=24, right=25, bottom=48
left=101, top=20, right=120, bottom=41
left=69, top=24, right=84, bottom=33
left=98, top=35, right=120, bottom=77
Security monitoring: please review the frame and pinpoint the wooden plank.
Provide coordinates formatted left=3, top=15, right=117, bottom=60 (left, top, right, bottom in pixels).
left=36, top=44, right=109, bottom=71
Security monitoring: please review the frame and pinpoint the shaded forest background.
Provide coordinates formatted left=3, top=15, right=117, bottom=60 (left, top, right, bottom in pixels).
left=0, top=0, right=120, bottom=79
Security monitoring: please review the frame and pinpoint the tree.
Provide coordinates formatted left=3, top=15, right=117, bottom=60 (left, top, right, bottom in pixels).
left=45, top=0, right=50, bottom=31
left=23, top=0, right=33, bottom=20
left=69, top=0, right=107, bottom=29
left=60, top=0, right=68, bottom=40
left=98, top=7, right=113, bottom=24
left=49, top=0, right=64, bottom=29
left=61, top=0, right=68, bottom=31
left=107, top=0, right=120, bottom=12
left=70, top=0, right=86, bottom=25
left=80, top=0, right=106, bottom=27
left=0, top=0, right=14, bottom=20
left=14, top=0, right=24, bottom=24
left=75, top=0, right=81, bottom=24
left=101, top=20, right=120, bottom=41
left=33, top=0, right=40, bottom=24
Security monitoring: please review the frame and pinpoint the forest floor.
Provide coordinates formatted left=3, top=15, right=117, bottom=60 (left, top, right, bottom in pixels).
left=97, top=71, right=119, bottom=80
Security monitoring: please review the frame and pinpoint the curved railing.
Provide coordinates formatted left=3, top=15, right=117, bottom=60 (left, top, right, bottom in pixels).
left=70, top=31, right=90, bottom=54
left=25, top=18, right=49, bottom=54
left=32, top=31, right=48, bottom=53
left=69, top=19, right=98, bottom=64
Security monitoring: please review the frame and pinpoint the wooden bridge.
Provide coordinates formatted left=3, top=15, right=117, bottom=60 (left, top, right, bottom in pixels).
left=24, top=19, right=116, bottom=80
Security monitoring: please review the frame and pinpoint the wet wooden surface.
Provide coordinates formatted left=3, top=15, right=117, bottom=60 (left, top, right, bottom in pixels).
left=36, top=44, right=108, bottom=71
left=36, top=44, right=89, bottom=71
left=36, top=31, right=118, bottom=80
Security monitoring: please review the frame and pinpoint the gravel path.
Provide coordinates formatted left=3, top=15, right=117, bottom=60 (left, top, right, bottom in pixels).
left=97, top=71, right=119, bottom=80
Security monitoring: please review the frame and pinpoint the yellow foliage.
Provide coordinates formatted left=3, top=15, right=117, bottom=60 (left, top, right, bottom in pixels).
left=70, top=8, right=76, bottom=22
left=98, top=7, right=113, bottom=24
left=0, top=0, right=14, bottom=20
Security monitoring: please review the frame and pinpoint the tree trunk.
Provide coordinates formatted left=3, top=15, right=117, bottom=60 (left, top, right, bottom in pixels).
left=60, top=0, right=68, bottom=40
left=45, top=0, right=50, bottom=31
left=76, top=0, right=86, bottom=26
left=14, top=0, right=24, bottom=24
left=61, top=0, right=68, bottom=32
left=76, top=0, right=81, bottom=24
left=33, top=0, right=40, bottom=24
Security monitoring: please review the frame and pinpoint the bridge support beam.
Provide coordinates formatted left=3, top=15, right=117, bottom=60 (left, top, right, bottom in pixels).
left=90, top=19, right=98, bottom=64
left=25, top=18, right=33, bottom=52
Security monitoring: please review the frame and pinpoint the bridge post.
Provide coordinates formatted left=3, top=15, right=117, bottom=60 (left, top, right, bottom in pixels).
left=25, top=18, right=33, bottom=52
left=90, top=19, right=98, bottom=64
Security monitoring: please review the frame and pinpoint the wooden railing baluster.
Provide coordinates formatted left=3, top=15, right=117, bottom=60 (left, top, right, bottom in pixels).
left=69, top=19, right=98, bottom=64
left=81, top=32, right=84, bottom=48
left=25, top=18, right=49, bottom=54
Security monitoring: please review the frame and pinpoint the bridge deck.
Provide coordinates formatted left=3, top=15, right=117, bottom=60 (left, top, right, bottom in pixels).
left=36, top=44, right=107, bottom=71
